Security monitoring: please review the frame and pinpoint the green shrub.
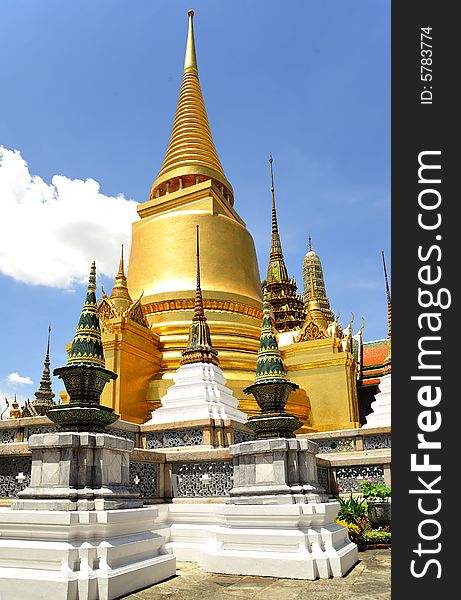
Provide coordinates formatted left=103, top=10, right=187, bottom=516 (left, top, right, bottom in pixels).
left=336, top=494, right=368, bottom=524
left=359, top=479, right=391, bottom=501
left=362, top=529, right=392, bottom=544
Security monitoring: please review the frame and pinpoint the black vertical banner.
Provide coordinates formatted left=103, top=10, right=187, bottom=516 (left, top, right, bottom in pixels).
left=393, top=1, right=457, bottom=595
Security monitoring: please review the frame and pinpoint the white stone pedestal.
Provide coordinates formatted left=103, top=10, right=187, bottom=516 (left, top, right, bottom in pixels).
left=146, top=362, right=247, bottom=425
left=151, top=502, right=358, bottom=580
left=201, top=503, right=358, bottom=579
left=0, top=431, right=176, bottom=599
left=0, top=506, right=176, bottom=600
left=184, top=437, right=359, bottom=579
left=362, top=373, right=391, bottom=428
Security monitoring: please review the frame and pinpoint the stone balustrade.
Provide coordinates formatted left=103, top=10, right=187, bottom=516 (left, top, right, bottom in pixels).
left=0, top=416, right=390, bottom=503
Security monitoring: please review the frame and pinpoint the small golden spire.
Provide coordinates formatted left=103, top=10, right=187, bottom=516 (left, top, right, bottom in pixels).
left=193, top=225, right=206, bottom=321
left=110, top=245, right=132, bottom=306
left=184, top=10, right=198, bottom=72
left=308, top=236, right=313, bottom=251
left=117, top=244, right=125, bottom=278
left=180, top=225, right=219, bottom=366
left=307, top=265, right=328, bottom=330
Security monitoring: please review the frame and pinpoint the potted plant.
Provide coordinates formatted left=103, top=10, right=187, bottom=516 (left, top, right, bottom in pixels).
left=359, top=479, right=391, bottom=526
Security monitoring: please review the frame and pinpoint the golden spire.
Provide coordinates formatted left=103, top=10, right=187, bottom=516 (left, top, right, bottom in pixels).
left=150, top=10, right=234, bottom=204
left=110, top=245, right=132, bottom=309
left=266, top=155, right=288, bottom=282
left=180, top=226, right=219, bottom=366
left=307, top=265, right=328, bottom=330
left=184, top=9, right=198, bottom=72
left=302, top=239, right=334, bottom=324
left=193, top=224, right=205, bottom=321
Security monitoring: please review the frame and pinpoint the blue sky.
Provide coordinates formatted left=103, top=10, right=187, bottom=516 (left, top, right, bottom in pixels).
left=0, top=0, right=390, bottom=407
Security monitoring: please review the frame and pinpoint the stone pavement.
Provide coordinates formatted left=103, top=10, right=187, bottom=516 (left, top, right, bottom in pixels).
left=124, top=549, right=391, bottom=600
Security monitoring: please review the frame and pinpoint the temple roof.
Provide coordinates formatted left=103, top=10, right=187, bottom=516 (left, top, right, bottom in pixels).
left=361, top=339, right=388, bottom=386
left=150, top=10, right=233, bottom=203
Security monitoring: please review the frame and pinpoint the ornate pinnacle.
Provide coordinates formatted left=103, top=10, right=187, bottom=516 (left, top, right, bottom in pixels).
left=243, top=289, right=301, bottom=439
left=307, top=266, right=327, bottom=330
left=193, top=225, right=205, bottom=321
left=31, top=325, right=55, bottom=414
left=67, top=261, right=105, bottom=368
left=184, top=9, right=198, bottom=72
left=110, top=245, right=132, bottom=305
left=180, top=226, right=219, bottom=366
left=253, top=289, right=290, bottom=385
left=266, top=155, right=289, bottom=283
left=268, top=155, right=284, bottom=261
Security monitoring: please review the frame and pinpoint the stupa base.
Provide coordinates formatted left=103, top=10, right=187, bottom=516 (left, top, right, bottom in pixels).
left=0, top=507, right=176, bottom=600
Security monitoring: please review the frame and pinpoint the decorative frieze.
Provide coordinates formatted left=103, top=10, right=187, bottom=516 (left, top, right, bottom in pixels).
left=129, top=462, right=159, bottom=498
left=336, top=464, right=384, bottom=493
left=146, top=428, right=203, bottom=449
left=24, top=426, right=56, bottom=439
left=316, top=437, right=356, bottom=453
left=0, top=429, right=17, bottom=444
left=363, top=434, right=391, bottom=450
left=172, top=461, right=233, bottom=497
left=0, top=456, right=31, bottom=497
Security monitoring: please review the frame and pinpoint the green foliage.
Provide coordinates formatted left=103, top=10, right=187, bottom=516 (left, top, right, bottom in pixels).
left=362, top=528, right=392, bottom=544
left=336, top=494, right=368, bottom=524
left=359, top=479, right=391, bottom=500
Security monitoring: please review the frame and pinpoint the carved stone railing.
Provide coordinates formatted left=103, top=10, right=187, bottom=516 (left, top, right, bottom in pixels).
left=0, top=418, right=390, bottom=501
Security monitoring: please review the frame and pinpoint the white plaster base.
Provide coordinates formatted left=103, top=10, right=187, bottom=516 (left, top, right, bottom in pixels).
left=0, top=506, right=176, bottom=600
left=362, top=373, right=391, bottom=428
left=153, top=502, right=358, bottom=580
left=146, top=362, right=247, bottom=424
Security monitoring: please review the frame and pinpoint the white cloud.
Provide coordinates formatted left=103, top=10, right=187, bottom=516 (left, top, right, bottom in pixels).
left=0, top=146, right=139, bottom=288
left=6, top=372, right=33, bottom=385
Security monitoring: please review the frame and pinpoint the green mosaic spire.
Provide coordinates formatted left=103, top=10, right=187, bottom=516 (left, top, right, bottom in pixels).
left=254, top=289, right=288, bottom=384
left=67, top=262, right=105, bottom=368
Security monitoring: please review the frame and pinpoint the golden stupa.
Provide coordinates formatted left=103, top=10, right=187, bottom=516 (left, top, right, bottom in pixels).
left=120, top=10, right=263, bottom=420
left=97, top=11, right=360, bottom=432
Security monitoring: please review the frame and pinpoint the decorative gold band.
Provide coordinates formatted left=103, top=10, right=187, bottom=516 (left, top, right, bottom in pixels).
left=143, top=298, right=263, bottom=319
